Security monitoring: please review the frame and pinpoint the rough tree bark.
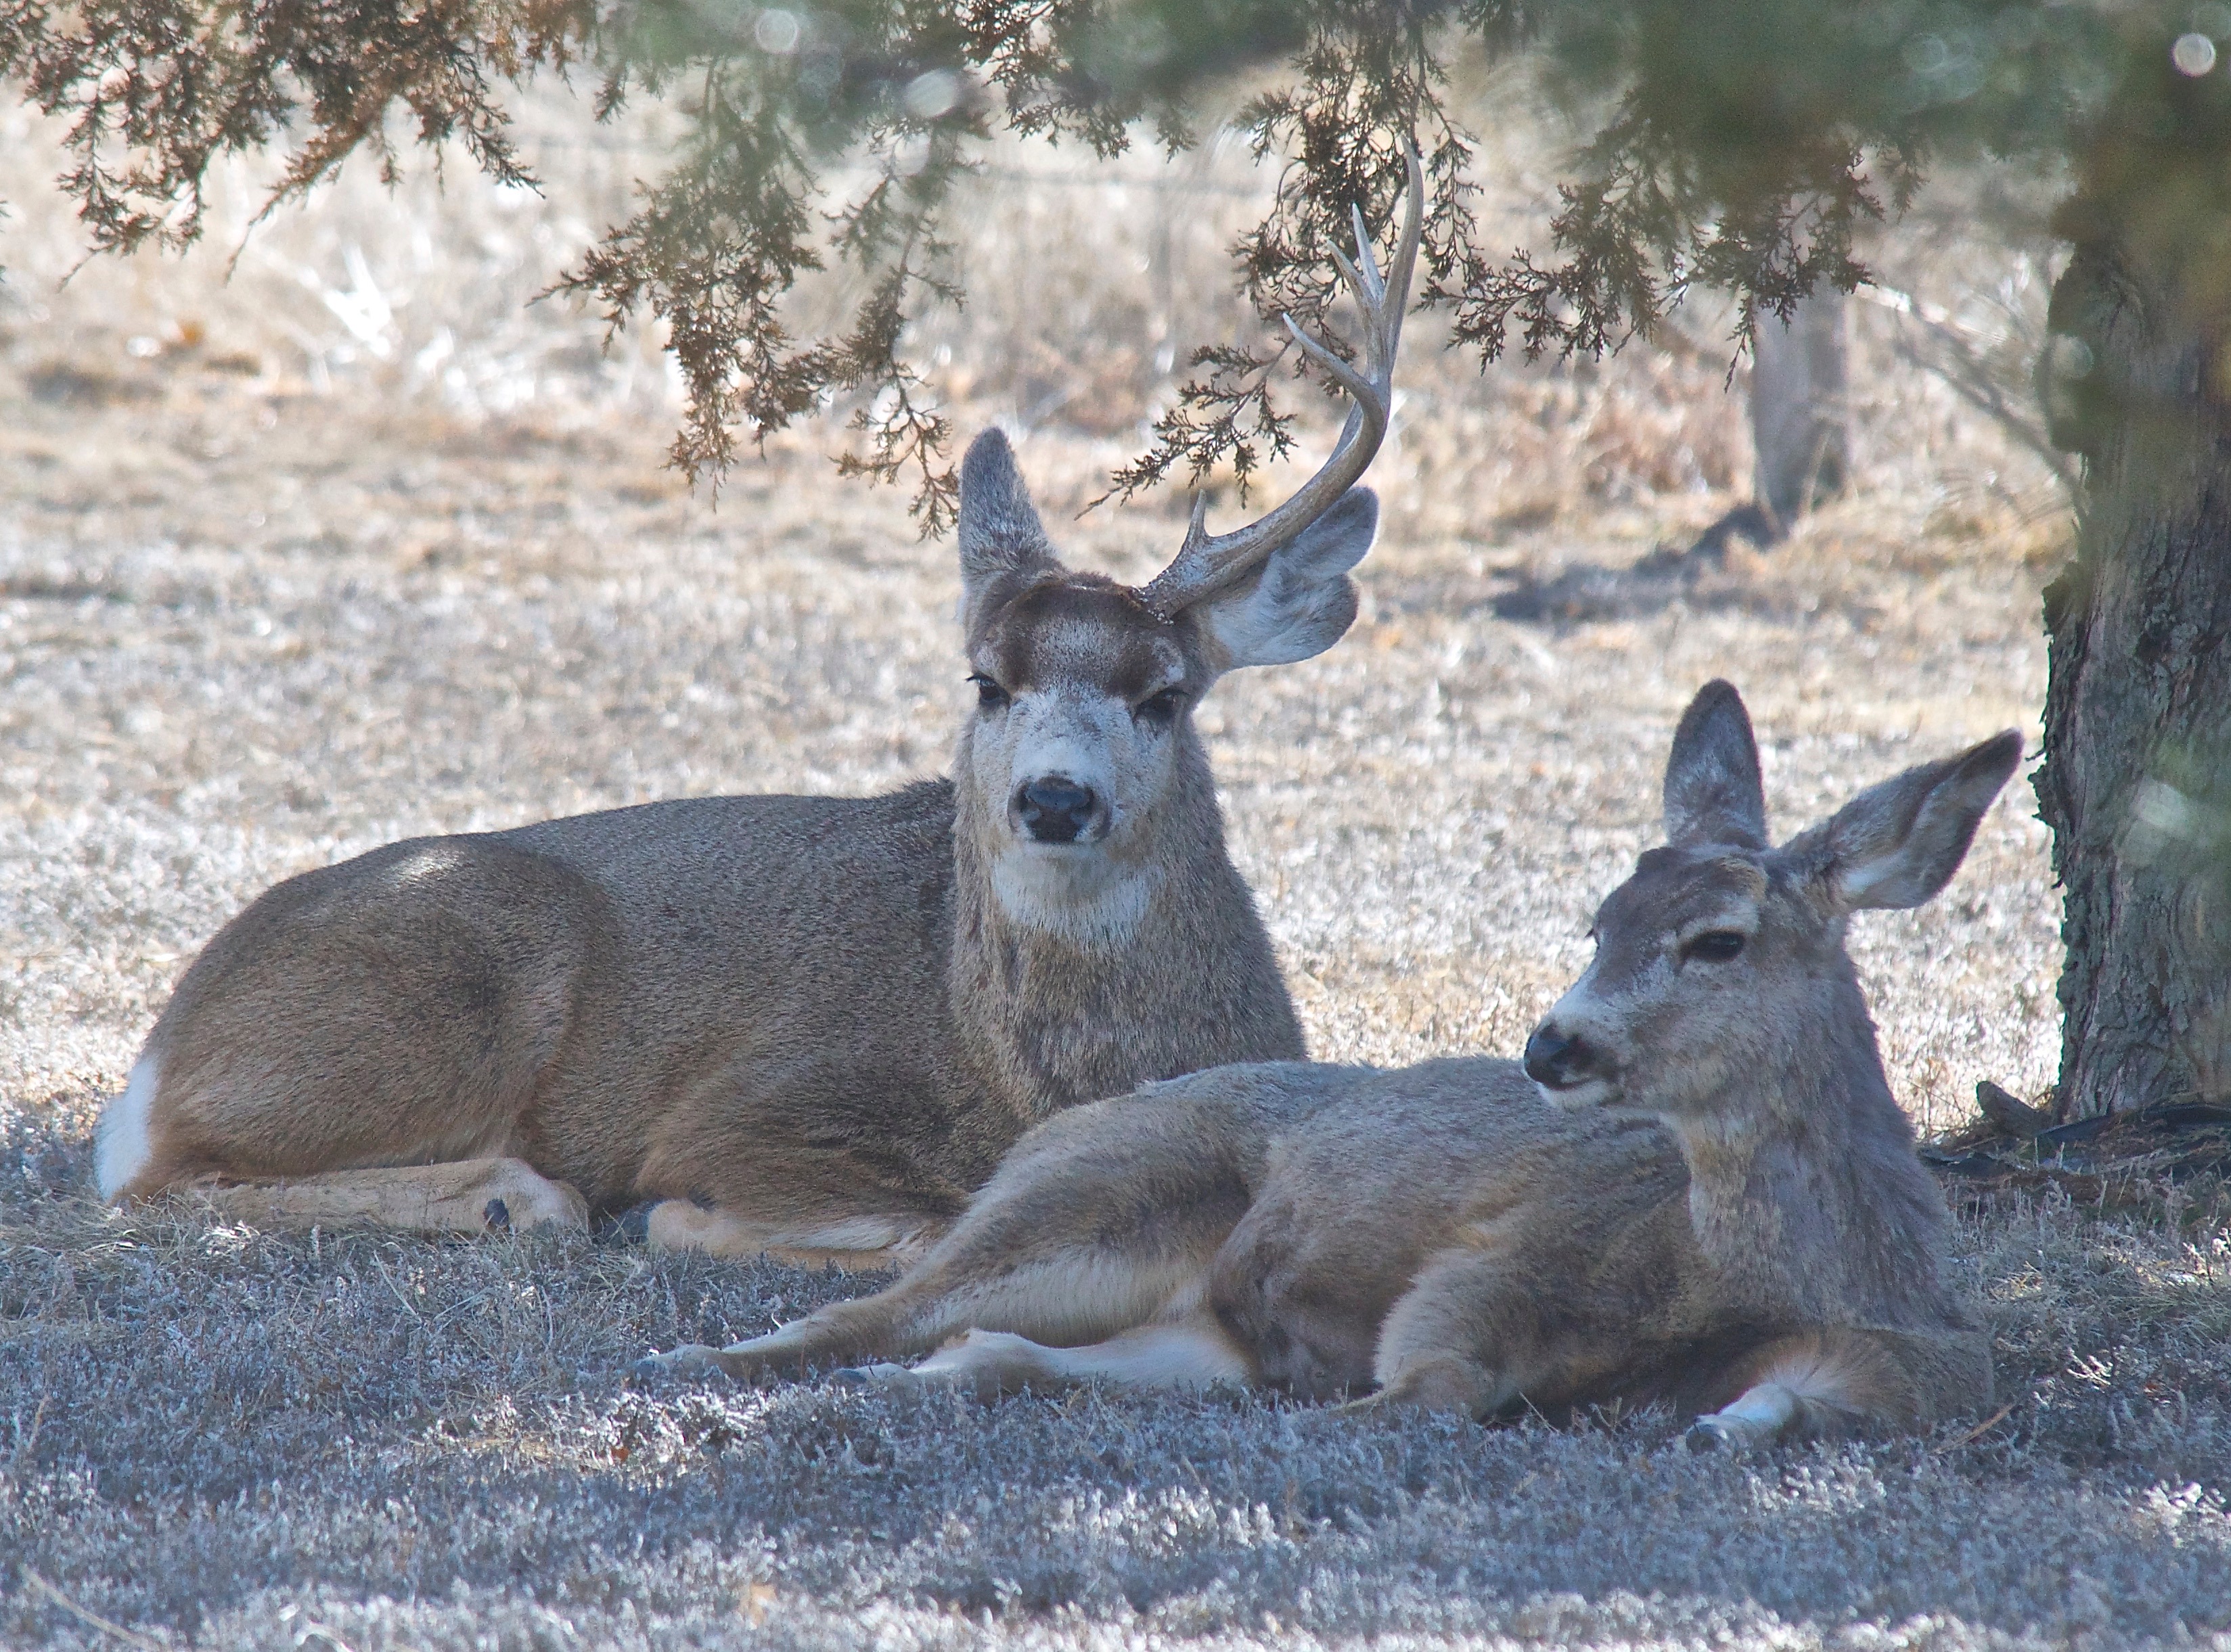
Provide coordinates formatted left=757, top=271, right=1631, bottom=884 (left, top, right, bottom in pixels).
left=1751, top=290, right=1851, bottom=530
left=2037, top=240, right=2231, bottom=1120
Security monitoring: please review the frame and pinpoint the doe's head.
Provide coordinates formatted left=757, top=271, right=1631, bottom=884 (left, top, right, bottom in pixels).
left=953, top=428, right=1375, bottom=866
left=1524, top=680, right=2023, bottom=1118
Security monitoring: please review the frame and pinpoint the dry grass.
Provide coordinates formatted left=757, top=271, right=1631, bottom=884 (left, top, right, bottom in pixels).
left=7, top=86, right=2226, bottom=1652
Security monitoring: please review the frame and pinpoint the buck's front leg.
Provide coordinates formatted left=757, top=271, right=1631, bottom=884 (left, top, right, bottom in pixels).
left=189, top=1157, right=589, bottom=1236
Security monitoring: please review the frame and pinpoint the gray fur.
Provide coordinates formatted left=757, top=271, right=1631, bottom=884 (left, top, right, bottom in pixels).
left=1663, top=678, right=1770, bottom=849
left=957, top=429, right=1057, bottom=635
left=1192, top=488, right=1377, bottom=672
left=690, top=685, right=2014, bottom=1450
left=1783, top=730, right=2028, bottom=912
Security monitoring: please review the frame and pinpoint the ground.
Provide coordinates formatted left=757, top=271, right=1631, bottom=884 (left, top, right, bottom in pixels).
left=4, top=97, right=2229, bottom=1652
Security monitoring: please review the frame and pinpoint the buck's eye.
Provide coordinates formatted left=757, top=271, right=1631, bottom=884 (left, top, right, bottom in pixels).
left=969, top=674, right=1010, bottom=710
left=1135, top=687, right=1186, bottom=725
left=1681, top=930, right=1747, bottom=965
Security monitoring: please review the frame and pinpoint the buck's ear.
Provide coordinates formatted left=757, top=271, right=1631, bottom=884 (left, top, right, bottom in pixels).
left=1786, top=730, right=2025, bottom=913
left=1663, top=681, right=1768, bottom=849
left=957, top=430, right=1058, bottom=634
left=1190, top=488, right=1376, bottom=672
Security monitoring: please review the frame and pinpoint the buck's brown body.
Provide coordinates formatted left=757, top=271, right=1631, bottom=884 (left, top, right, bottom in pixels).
left=656, top=683, right=2014, bottom=1448
left=120, top=768, right=1298, bottom=1249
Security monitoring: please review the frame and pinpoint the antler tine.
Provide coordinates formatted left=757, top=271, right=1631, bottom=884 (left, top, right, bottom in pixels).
left=1347, top=203, right=1384, bottom=307
left=1282, top=313, right=1380, bottom=415
left=1142, top=143, right=1424, bottom=620
left=1176, top=489, right=1211, bottom=556
left=1380, top=143, right=1424, bottom=372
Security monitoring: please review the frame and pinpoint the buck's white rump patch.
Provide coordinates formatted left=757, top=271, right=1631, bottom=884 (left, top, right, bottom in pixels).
left=95, top=1054, right=159, bottom=1201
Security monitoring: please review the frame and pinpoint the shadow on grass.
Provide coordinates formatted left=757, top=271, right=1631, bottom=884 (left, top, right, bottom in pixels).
left=5, top=1104, right=2231, bottom=1647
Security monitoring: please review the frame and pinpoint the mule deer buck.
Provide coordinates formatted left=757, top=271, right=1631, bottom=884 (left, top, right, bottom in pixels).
left=94, top=158, right=1425, bottom=1266
left=647, top=682, right=2016, bottom=1449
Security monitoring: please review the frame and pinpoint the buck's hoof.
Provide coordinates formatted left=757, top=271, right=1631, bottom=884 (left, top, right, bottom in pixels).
left=596, top=1202, right=656, bottom=1245
left=483, top=1197, right=512, bottom=1232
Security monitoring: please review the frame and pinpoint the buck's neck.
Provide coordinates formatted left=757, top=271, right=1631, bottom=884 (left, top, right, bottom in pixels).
left=946, top=728, right=1256, bottom=1117
left=1661, top=963, right=1954, bottom=1325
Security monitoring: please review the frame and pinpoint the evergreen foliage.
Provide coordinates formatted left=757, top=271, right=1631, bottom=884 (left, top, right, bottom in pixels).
left=3, top=1, right=2226, bottom=525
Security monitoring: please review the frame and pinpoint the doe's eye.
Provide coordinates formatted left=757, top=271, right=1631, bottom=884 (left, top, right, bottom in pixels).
left=1681, top=930, right=1747, bottom=965
left=969, top=674, right=1010, bottom=710
left=1135, top=687, right=1186, bottom=725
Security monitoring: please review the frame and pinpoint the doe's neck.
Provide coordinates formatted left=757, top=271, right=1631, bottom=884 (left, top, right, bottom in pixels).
left=1659, top=978, right=1948, bottom=1323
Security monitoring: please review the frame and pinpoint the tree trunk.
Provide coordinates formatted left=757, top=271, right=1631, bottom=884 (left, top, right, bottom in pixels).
left=2037, top=242, right=2231, bottom=1120
left=1751, top=290, right=1851, bottom=530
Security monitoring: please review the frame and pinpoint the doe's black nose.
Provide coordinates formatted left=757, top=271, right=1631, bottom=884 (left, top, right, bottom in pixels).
left=1523, top=1024, right=1591, bottom=1089
left=1018, top=777, right=1098, bottom=844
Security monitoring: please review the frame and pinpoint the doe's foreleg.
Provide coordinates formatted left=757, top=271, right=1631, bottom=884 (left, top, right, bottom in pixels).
left=1684, top=1327, right=1990, bottom=1452
left=1355, top=1239, right=1614, bottom=1420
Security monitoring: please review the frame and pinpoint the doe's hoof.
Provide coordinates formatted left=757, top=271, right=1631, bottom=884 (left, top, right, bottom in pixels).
left=1684, top=1419, right=1734, bottom=1453
left=483, top=1197, right=512, bottom=1232
left=629, top=1344, right=723, bottom=1386
left=830, top=1363, right=916, bottom=1390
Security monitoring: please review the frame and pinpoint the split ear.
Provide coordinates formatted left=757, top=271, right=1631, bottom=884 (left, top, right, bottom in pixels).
left=1186, top=487, right=1376, bottom=673
left=1784, top=730, right=2025, bottom=913
left=1663, top=681, right=1768, bottom=849
left=957, top=429, right=1058, bottom=635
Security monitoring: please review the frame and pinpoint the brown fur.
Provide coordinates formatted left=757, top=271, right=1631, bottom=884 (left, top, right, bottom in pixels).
left=658, top=683, right=2017, bottom=1450
left=97, top=430, right=1384, bottom=1262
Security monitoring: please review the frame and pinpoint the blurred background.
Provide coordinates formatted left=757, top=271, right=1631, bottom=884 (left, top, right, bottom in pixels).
left=0, top=72, right=2071, bottom=556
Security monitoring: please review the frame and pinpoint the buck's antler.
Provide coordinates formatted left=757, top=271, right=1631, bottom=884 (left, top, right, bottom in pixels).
left=1139, top=143, right=1423, bottom=620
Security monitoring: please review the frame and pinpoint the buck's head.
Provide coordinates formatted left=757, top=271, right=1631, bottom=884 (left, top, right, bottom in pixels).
left=953, top=429, right=1376, bottom=932
left=950, top=152, right=1420, bottom=942
left=1525, top=680, right=2023, bottom=1119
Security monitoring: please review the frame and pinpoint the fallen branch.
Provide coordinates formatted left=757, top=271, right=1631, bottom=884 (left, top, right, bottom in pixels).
left=20, top=1567, right=167, bottom=1651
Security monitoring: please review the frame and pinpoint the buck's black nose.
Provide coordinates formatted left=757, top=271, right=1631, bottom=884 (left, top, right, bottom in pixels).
left=1523, top=1024, right=1594, bottom=1090
left=1017, top=777, right=1098, bottom=844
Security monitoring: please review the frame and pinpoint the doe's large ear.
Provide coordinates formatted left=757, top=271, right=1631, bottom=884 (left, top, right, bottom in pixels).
left=1189, top=487, right=1376, bottom=672
left=1663, top=681, right=1768, bottom=848
left=1786, top=730, right=2025, bottom=913
left=958, top=430, right=1057, bottom=635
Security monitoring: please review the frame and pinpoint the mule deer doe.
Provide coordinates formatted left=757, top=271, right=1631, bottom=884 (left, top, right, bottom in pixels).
left=94, top=158, right=1425, bottom=1267
left=647, top=682, right=2016, bottom=1449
